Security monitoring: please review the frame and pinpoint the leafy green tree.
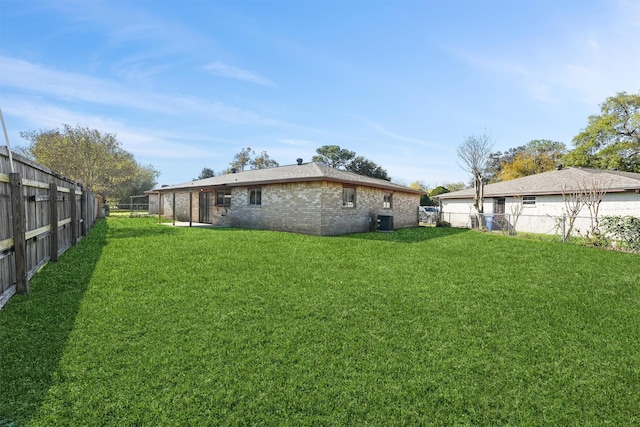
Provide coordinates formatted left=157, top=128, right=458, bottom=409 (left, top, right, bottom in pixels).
left=19, top=124, right=146, bottom=199
left=313, top=145, right=391, bottom=180
left=409, top=180, right=428, bottom=191
left=345, top=156, right=390, bottom=180
left=498, top=140, right=566, bottom=181
left=225, top=147, right=279, bottom=173
left=564, top=91, right=640, bottom=172
left=409, top=180, right=431, bottom=205
left=251, top=150, right=279, bottom=169
left=111, top=163, right=160, bottom=206
left=487, top=140, right=566, bottom=182
left=196, top=167, right=216, bottom=180
left=312, top=145, right=356, bottom=169
left=229, top=147, right=255, bottom=172
left=429, top=186, right=450, bottom=197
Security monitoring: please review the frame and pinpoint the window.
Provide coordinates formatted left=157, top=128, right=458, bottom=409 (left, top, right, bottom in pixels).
left=249, top=188, right=262, bottom=206
left=493, top=197, right=505, bottom=214
left=216, top=190, right=231, bottom=206
left=383, top=193, right=393, bottom=209
left=342, top=187, right=356, bottom=208
left=523, top=196, right=536, bottom=206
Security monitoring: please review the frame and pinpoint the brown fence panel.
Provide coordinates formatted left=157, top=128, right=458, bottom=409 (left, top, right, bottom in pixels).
left=0, top=147, right=98, bottom=308
left=0, top=172, right=14, bottom=304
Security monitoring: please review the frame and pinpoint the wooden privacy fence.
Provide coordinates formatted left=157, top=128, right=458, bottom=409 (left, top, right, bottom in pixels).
left=0, top=147, right=98, bottom=308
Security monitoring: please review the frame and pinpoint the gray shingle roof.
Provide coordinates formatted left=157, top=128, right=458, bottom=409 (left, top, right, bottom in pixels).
left=153, top=162, right=423, bottom=194
left=436, top=167, right=640, bottom=199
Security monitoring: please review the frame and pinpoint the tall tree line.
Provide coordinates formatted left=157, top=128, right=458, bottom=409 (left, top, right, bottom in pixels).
left=18, top=124, right=159, bottom=204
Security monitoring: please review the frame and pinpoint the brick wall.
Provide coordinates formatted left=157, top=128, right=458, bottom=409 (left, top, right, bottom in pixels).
left=161, top=181, right=420, bottom=235
left=230, top=182, right=324, bottom=234
left=161, top=191, right=192, bottom=220
left=318, top=182, right=419, bottom=235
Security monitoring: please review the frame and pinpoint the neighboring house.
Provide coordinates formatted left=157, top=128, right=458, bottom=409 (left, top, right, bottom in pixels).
left=148, top=161, right=423, bottom=236
left=435, top=167, right=640, bottom=235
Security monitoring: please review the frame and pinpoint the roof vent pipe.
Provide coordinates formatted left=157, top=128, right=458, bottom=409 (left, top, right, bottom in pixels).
left=556, top=164, right=563, bottom=170
left=296, top=158, right=303, bottom=165
left=231, top=168, right=237, bottom=173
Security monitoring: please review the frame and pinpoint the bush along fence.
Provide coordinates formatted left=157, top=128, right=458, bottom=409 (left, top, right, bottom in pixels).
left=439, top=211, right=640, bottom=251
left=0, top=147, right=99, bottom=308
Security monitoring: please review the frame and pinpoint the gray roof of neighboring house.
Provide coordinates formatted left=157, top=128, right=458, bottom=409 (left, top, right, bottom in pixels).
left=436, top=167, right=640, bottom=199
left=151, top=162, right=423, bottom=194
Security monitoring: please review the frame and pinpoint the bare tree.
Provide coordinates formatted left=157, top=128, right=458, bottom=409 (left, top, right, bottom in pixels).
left=507, top=197, right=525, bottom=235
left=578, top=179, right=612, bottom=238
left=560, top=184, right=584, bottom=241
left=457, top=133, right=494, bottom=229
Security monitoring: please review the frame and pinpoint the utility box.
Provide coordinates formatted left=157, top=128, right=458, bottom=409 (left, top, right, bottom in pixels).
left=377, top=215, right=393, bottom=231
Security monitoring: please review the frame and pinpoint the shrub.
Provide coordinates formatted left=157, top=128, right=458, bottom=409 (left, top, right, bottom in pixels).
left=435, top=220, right=451, bottom=228
left=601, top=216, right=640, bottom=252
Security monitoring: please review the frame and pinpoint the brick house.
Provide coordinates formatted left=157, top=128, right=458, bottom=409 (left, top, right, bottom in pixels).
left=149, top=161, right=423, bottom=235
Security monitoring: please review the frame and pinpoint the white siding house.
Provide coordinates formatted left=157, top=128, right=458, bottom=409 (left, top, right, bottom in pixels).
left=436, top=167, right=640, bottom=236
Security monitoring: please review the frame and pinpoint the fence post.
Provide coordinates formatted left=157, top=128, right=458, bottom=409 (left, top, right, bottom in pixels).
left=49, top=182, right=59, bottom=262
left=80, top=187, right=87, bottom=237
left=70, top=187, right=78, bottom=244
left=10, top=173, right=28, bottom=294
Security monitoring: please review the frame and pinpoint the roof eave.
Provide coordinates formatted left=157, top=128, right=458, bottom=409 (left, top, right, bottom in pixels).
left=437, top=187, right=639, bottom=199
left=154, top=176, right=422, bottom=194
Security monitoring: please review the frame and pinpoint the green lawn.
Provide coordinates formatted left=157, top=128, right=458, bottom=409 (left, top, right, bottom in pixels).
left=1, top=217, right=639, bottom=425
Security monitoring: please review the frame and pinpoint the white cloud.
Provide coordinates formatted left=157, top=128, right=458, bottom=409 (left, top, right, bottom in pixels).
left=3, top=96, right=213, bottom=160
left=0, top=56, right=161, bottom=110
left=358, top=117, right=442, bottom=149
left=0, top=55, right=286, bottom=126
left=204, top=62, right=275, bottom=87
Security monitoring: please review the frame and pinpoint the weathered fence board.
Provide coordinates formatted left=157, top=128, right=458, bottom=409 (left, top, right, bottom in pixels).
left=9, top=173, right=27, bottom=293
left=0, top=146, right=98, bottom=308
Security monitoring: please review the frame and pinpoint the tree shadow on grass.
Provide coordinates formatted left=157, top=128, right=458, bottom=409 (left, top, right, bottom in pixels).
left=341, top=226, right=470, bottom=244
left=0, top=219, right=109, bottom=425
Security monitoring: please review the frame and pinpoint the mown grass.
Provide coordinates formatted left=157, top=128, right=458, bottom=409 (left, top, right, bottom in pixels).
left=1, top=217, right=639, bottom=425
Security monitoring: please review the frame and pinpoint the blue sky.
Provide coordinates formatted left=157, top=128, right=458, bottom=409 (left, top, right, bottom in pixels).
left=1, top=0, right=638, bottom=188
